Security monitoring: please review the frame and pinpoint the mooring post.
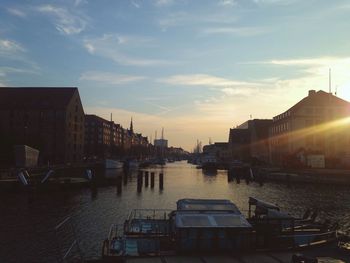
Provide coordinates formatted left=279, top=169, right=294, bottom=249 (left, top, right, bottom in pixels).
left=137, top=170, right=143, bottom=193
left=145, top=171, right=149, bottom=187
left=116, top=176, right=122, bottom=195
left=151, top=172, right=155, bottom=188
left=159, top=173, right=164, bottom=190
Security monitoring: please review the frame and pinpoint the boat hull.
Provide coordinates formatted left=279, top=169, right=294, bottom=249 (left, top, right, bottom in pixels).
left=105, top=159, right=124, bottom=169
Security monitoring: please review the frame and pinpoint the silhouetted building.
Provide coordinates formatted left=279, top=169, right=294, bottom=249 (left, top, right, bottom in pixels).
left=203, top=142, right=230, bottom=162
left=0, top=87, right=85, bottom=166
left=269, top=90, right=350, bottom=167
left=228, top=128, right=250, bottom=161
left=228, top=119, right=272, bottom=162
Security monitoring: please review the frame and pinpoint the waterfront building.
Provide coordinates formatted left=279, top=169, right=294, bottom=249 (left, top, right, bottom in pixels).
left=84, top=115, right=149, bottom=159
left=85, top=114, right=116, bottom=160
left=0, top=87, right=85, bottom=166
left=269, top=90, right=350, bottom=167
left=203, top=142, right=230, bottom=163
left=228, top=119, right=272, bottom=163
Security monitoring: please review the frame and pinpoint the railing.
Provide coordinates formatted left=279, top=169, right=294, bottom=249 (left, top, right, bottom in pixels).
left=279, top=230, right=337, bottom=248
left=127, top=209, right=173, bottom=221
left=54, top=217, right=83, bottom=263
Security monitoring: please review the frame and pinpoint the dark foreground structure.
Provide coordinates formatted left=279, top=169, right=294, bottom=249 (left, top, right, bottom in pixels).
left=98, top=198, right=349, bottom=262
left=0, top=87, right=85, bottom=166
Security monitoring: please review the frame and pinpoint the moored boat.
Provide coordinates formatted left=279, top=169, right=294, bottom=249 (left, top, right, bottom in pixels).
left=105, top=159, right=124, bottom=169
left=102, top=198, right=346, bottom=261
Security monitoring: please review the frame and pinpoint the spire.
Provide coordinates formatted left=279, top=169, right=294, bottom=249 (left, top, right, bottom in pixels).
left=130, top=117, right=134, bottom=133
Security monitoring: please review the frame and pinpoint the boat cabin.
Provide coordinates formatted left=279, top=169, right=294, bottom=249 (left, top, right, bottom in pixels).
left=172, top=199, right=252, bottom=252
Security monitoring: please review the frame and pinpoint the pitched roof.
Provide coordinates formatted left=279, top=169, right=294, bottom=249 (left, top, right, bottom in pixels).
left=0, top=87, right=78, bottom=110
left=288, top=90, right=350, bottom=114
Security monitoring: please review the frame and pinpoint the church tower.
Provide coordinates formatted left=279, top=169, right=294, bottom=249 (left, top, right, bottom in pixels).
left=130, top=117, right=134, bottom=133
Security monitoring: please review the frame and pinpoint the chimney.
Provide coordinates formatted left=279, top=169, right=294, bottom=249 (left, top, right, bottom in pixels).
left=308, top=90, right=316, bottom=96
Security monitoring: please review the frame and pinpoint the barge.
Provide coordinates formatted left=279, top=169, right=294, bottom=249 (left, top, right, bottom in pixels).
left=102, top=198, right=349, bottom=262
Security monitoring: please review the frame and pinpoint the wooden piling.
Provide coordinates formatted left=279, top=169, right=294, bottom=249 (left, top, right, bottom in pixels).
left=151, top=172, right=155, bottom=188
left=137, top=170, right=143, bottom=193
left=117, top=176, right=122, bottom=195
left=159, top=173, right=164, bottom=190
left=145, top=171, right=149, bottom=187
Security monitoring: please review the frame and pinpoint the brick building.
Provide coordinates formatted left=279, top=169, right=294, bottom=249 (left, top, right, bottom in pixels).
left=0, top=87, right=85, bottom=166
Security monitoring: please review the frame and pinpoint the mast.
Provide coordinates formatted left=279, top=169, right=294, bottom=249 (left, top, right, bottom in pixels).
left=329, top=68, right=332, bottom=94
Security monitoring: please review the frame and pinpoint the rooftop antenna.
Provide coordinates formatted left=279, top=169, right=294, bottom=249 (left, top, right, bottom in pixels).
left=161, top=127, right=164, bottom=140
left=250, top=114, right=252, bottom=120
left=329, top=68, right=332, bottom=94
left=155, top=130, right=157, bottom=140
left=110, top=113, right=113, bottom=122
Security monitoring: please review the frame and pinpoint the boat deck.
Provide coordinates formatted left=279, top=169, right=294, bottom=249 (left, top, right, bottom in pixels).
left=89, top=250, right=348, bottom=263
left=94, top=242, right=349, bottom=263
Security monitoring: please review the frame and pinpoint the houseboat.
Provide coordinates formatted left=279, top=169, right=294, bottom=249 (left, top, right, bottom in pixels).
left=102, top=198, right=346, bottom=261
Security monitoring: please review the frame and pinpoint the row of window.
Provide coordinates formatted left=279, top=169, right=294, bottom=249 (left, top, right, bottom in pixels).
left=271, top=122, right=290, bottom=134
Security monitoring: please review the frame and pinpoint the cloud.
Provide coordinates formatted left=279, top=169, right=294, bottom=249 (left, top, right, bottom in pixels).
left=0, top=39, right=25, bottom=55
left=157, top=12, right=238, bottom=31
left=37, top=5, right=87, bottom=35
left=200, top=26, right=270, bottom=36
left=79, top=71, right=146, bottom=85
left=83, top=34, right=172, bottom=66
left=154, top=0, right=174, bottom=6
left=158, top=74, right=261, bottom=88
left=7, top=7, right=27, bottom=18
left=246, top=56, right=350, bottom=101
left=131, top=0, right=141, bottom=8
left=218, top=0, right=237, bottom=7
left=252, top=0, right=298, bottom=5
left=0, top=66, right=38, bottom=76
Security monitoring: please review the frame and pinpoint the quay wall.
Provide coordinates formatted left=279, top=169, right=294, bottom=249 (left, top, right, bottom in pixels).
left=259, top=168, right=350, bottom=186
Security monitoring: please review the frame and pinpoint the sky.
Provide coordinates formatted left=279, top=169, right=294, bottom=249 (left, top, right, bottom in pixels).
left=1, top=0, right=350, bottom=151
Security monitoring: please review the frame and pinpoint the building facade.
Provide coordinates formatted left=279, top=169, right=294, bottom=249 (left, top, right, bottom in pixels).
left=269, top=90, right=350, bottom=167
left=0, top=87, right=85, bottom=166
left=228, top=119, right=272, bottom=163
left=84, top=115, right=149, bottom=159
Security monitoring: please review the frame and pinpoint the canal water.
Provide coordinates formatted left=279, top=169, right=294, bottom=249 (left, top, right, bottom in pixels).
left=1, top=161, right=350, bottom=262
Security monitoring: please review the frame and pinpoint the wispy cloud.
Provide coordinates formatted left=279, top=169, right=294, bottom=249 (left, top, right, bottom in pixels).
left=218, top=0, right=237, bottom=7
left=157, top=12, right=238, bottom=31
left=200, top=26, right=270, bottom=36
left=244, top=56, right=350, bottom=101
left=0, top=39, right=25, bottom=55
left=0, top=66, right=38, bottom=76
left=252, top=0, right=298, bottom=5
left=158, top=74, right=261, bottom=87
left=154, top=0, right=174, bottom=7
left=80, top=71, right=146, bottom=85
left=37, top=5, right=87, bottom=35
left=131, top=0, right=141, bottom=8
left=83, top=34, right=172, bottom=66
left=7, top=7, right=27, bottom=18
